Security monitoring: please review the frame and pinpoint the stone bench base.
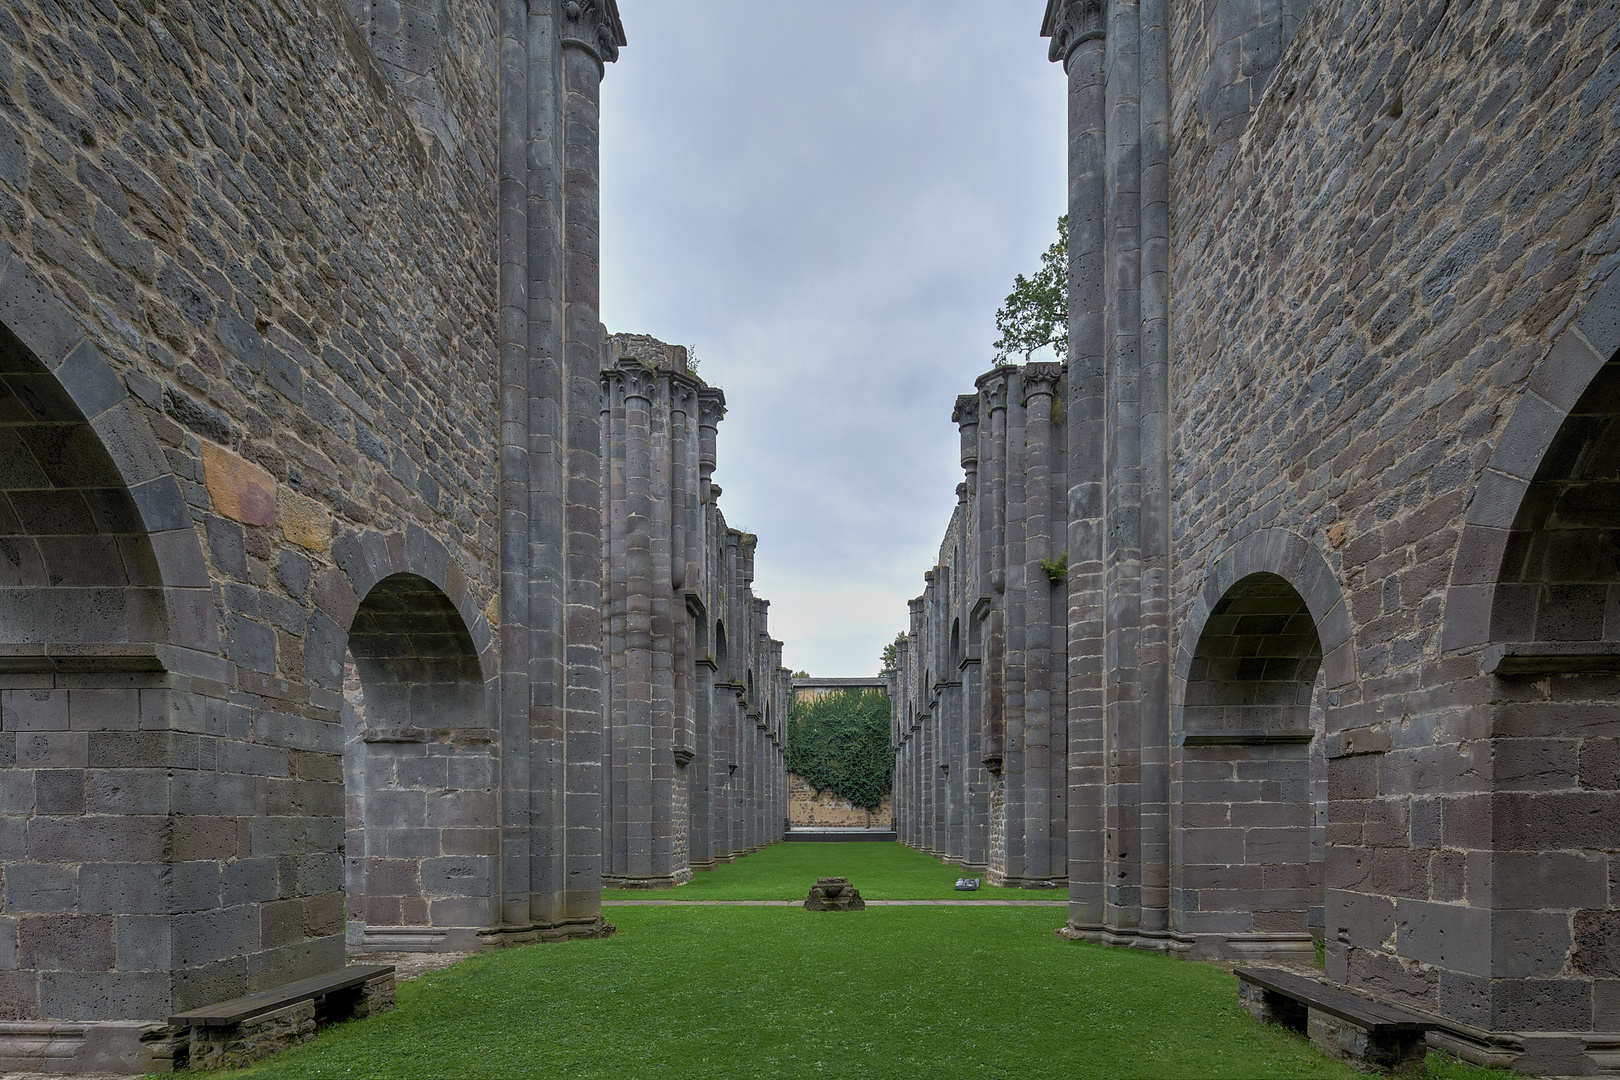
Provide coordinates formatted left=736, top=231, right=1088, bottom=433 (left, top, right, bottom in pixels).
left=1236, top=966, right=1434, bottom=1074
left=174, top=965, right=395, bottom=1071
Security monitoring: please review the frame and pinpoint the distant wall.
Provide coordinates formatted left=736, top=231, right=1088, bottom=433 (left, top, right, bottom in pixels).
left=787, top=773, right=892, bottom=829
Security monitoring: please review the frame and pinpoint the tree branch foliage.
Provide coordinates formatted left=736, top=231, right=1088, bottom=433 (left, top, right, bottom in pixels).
left=787, top=689, right=894, bottom=810
left=992, top=215, right=1069, bottom=363
left=880, top=631, right=908, bottom=673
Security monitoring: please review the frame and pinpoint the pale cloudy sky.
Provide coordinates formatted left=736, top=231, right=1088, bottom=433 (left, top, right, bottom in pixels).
left=600, top=1, right=1066, bottom=677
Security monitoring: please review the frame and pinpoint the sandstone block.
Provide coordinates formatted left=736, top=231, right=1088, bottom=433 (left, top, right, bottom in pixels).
left=202, top=442, right=277, bottom=526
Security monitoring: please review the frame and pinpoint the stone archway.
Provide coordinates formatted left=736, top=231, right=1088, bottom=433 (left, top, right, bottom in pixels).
left=1437, top=275, right=1620, bottom=1047
left=342, top=572, right=498, bottom=953
left=0, top=252, right=218, bottom=653
left=1171, top=527, right=1352, bottom=960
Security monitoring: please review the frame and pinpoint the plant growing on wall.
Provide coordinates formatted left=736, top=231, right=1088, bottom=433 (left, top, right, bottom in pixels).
left=992, top=215, right=1069, bottom=363
left=880, top=631, right=908, bottom=672
left=787, top=688, right=894, bottom=810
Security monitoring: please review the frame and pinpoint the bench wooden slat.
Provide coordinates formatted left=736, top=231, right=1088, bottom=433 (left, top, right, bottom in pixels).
left=1235, top=967, right=1436, bottom=1032
left=169, top=965, right=395, bottom=1028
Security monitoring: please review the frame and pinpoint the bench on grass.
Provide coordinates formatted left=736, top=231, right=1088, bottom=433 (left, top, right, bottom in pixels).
left=1235, top=966, right=1436, bottom=1074
left=169, top=964, right=395, bottom=1069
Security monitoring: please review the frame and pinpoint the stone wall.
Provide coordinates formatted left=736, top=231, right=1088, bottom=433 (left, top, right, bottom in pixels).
left=788, top=773, right=892, bottom=829
left=0, top=0, right=628, bottom=1071
left=897, top=0, right=1620, bottom=1070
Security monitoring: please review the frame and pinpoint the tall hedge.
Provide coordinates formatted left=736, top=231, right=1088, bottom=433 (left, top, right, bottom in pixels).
left=787, top=688, right=893, bottom=810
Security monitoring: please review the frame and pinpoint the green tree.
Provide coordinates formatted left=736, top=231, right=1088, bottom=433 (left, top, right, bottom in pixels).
left=880, top=631, right=908, bottom=672
left=787, top=688, right=894, bottom=809
left=992, top=215, right=1068, bottom=363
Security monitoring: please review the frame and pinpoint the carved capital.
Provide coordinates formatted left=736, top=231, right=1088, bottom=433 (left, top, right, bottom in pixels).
left=1042, top=0, right=1106, bottom=66
left=976, top=366, right=1015, bottom=412
left=669, top=374, right=700, bottom=414
left=1022, top=362, right=1062, bottom=401
left=617, top=360, right=658, bottom=403
left=951, top=393, right=979, bottom=427
left=561, top=0, right=627, bottom=66
left=698, top=387, right=727, bottom=428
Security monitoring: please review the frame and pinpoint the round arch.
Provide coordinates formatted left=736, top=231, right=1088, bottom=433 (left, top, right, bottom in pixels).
left=1443, top=272, right=1620, bottom=657
left=0, top=252, right=218, bottom=653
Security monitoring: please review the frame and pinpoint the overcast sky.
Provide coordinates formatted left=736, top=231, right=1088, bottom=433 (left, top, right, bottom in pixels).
left=601, top=1, right=1066, bottom=677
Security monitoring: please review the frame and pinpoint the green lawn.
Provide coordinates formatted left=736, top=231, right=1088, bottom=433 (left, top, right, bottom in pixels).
left=240, top=906, right=1360, bottom=1080
left=603, top=840, right=1050, bottom=901
left=223, top=843, right=1514, bottom=1078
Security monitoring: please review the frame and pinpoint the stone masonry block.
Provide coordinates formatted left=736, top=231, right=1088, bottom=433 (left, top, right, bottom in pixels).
left=17, top=914, right=115, bottom=971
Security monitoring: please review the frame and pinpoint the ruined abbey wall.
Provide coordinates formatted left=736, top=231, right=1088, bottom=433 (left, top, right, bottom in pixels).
left=0, top=0, right=800, bottom=1071
left=600, top=333, right=788, bottom=888
left=895, top=0, right=1620, bottom=1070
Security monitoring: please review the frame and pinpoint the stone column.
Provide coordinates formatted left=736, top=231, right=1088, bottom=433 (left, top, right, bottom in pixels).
left=977, top=369, right=1012, bottom=771
left=601, top=366, right=628, bottom=881
left=1044, top=0, right=1107, bottom=938
left=499, top=0, right=540, bottom=934
left=689, top=389, right=724, bottom=871
left=555, top=0, right=624, bottom=929
left=1023, top=364, right=1062, bottom=884
left=954, top=395, right=989, bottom=870
left=620, top=362, right=656, bottom=883
left=1001, top=373, right=1029, bottom=884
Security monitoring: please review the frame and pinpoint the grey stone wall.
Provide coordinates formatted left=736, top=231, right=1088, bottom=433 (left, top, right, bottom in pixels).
left=0, top=0, right=626, bottom=1071
left=904, top=0, right=1620, bottom=1070
left=599, top=333, right=789, bottom=888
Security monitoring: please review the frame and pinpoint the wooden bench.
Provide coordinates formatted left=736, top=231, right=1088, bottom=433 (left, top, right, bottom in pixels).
left=170, top=964, right=395, bottom=1069
left=1235, top=966, right=1436, bottom=1073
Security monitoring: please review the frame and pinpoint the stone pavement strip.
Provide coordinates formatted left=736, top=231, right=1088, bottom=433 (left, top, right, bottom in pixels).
left=602, top=899, right=1067, bottom=906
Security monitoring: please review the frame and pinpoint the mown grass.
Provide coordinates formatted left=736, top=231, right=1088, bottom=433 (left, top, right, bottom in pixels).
left=238, top=906, right=1361, bottom=1080
left=602, top=840, right=1046, bottom=901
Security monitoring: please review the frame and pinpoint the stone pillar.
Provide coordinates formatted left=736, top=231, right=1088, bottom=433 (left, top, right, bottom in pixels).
left=977, top=369, right=1012, bottom=771
left=500, top=0, right=623, bottom=939
left=555, top=0, right=622, bottom=931
left=1044, top=0, right=1107, bottom=938
left=1023, top=364, right=1065, bottom=885
left=619, top=362, right=657, bottom=884
left=1001, top=372, right=1029, bottom=884
left=690, top=390, right=724, bottom=871
left=954, top=395, right=990, bottom=871
left=601, top=366, right=628, bottom=882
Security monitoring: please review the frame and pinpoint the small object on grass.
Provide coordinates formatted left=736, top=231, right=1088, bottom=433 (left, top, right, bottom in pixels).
left=804, top=876, right=866, bottom=911
left=955, top=878, right=980, bottom=892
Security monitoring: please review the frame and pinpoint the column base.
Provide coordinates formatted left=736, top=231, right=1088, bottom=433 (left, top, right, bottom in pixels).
left=985, top=871, right=1068, bottom=889
left=0, top=1021, right=181, bottom=1075
left=351, top=925, right=498, bottom=953
left=602, top=869, right=695, bottom=889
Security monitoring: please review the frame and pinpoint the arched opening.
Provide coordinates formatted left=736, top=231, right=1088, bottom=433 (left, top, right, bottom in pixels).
left=344, top=572, right=496, bottom=953
left=0, top=318, right=177, bottom=1027
left=950, top=618, right=962, bottom=667
left=1482, top=344, right=1620, bottom=1025
left=0, top=322, right=164, bottom=643
left=715, top=620, right=727, bottom=666
left=1175, top=571, right=1320, bottom=960
left=1491, top=350, right=1620, bottom=655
